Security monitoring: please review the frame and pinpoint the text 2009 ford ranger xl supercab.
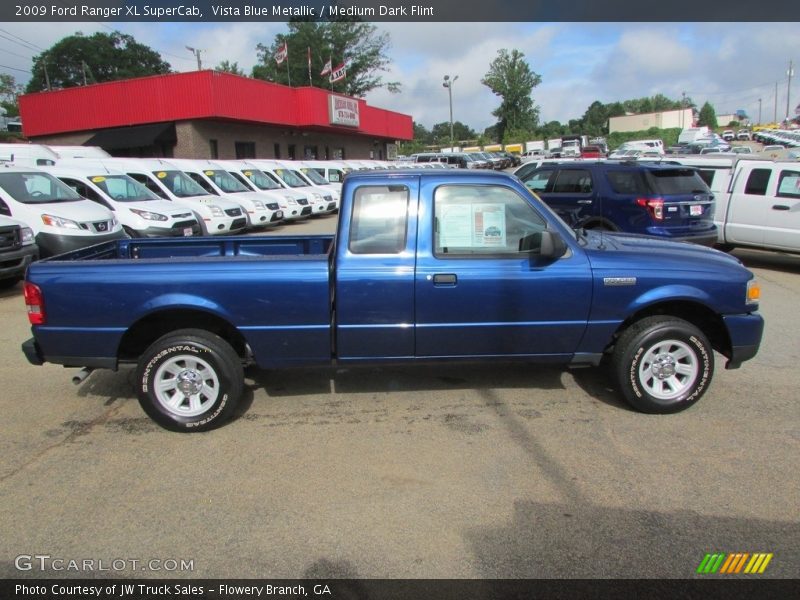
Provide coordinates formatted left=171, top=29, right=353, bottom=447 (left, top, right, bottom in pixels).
left=21, top=170, right=764, bottom=431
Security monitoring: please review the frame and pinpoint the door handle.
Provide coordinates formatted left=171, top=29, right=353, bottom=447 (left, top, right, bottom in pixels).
left=772, top=205, right=790, bottom=211
left=433, top=273, right=457, bottom=286
left=576, top=200, right=592, bottom=205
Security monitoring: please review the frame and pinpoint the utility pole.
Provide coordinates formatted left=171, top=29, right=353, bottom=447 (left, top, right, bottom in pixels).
left=42, top=52, right=51, bottom=91
left=681, top=91, right=686, bottom=128
left=442, top=74, right=458, bottom=147
left=186, top=46, right=203, bottom=71
left=774, top=82, right=778, bottom=123
left=787, top=59, right=794, bottom=122
left=758, top=98, right=762, bottom=124
left=81, top=61, right=88, bottom=85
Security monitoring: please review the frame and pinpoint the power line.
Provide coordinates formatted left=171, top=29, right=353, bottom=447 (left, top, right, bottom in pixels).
left=0, top=28, right=45, bottom=52
left=0, top=63, right=31, bottom=74
left=0, top=45, right=34, bottom=61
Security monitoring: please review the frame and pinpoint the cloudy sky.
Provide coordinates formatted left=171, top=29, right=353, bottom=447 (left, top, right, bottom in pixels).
left=1, top=20, right=798, bottom=131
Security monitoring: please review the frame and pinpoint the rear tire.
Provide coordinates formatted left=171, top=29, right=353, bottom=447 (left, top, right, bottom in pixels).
left=136, top=329, right=243, bottom=432
left=612, top=317, right=713, bottom=414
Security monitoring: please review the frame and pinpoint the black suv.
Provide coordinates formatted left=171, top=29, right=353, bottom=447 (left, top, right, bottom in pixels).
left=516, top=161, right=717, bottom=245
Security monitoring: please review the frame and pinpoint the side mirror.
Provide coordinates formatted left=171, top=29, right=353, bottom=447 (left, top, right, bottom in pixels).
left=519, top=230, right=567, bottom=259
left=540, top=230, right=568, bottom=259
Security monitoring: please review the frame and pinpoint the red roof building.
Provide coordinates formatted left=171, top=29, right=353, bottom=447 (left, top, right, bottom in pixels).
left=19, top=70, right=413, bottom=160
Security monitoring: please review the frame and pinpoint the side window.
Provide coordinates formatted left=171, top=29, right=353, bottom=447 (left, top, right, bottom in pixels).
left=128, top=173, right=168, bottom=199
left=695, top=169, right=715, bottom=188
left=59, top=178, right=108, bottom=207
left=348, top=185, right=409, bottom=255
left=434, top=185, right=547, bottom=257
left=744, top=169, right=771, bottom=196
left=186, top=172, right=218, bottom=195
left=521, top=169, right=554, bottom=193
left=776, top=170, right=800, bottom=198
left=552, top=169, right=593, bottom=194
left=606, top=171, right=645, bottom=195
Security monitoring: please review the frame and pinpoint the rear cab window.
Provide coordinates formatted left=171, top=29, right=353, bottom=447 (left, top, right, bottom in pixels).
left=348, top=185, right=409, bottom=254
left=744, top=169, right=772, bottom=196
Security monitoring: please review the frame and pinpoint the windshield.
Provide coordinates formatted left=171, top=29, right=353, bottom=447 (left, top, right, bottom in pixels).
left=90, top=174, right=160, bottom=202
left=151, top=170, right=209, bottom=198
left=241, top=169, right=283, bottom=190
left=273, top=168, right=311, bottom=188
left=0, top=172, right=83, bottom=204
left=299, top=168, right=329, bottom=185
left=204, top=170, right=249, bottom=193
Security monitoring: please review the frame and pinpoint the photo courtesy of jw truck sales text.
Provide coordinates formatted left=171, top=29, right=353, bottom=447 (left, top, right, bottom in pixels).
left=22, top=170, right=763, bottom=432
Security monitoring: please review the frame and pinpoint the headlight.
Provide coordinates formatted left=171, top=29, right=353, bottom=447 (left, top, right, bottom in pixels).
left=41, top=214, right=81, bottom=230
left=20, top=227, right=34, bottom=245
left=284, top=195, right=297, bottom=205
left=313, top=193, right=323, bottom=201
left=130, top=208, right=168, bottom=221
left=209, top=205, right=224, bottom=217
left=746, top=279, right=760, bottom=306
left=253, top=200, right=265, bottom=210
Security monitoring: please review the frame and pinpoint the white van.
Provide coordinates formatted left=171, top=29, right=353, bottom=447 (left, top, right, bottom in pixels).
left=48, top=145, right=111, bottom=159
left=615, top=139, right=665, bottom=155
left=0, top=143, right=58, bottom=167
left=166, top=159, right=284, bottom=229
left=678, top=127, right=711, bottom=145
left=215, top=160, right=311, bottom=221
left=253, top=160, right=338, bottom=215
left=57, top=158, right=247, bottom=236
left=40, top=164, right=201, bottom=238
left=298, top=160, right=348, bottom=185
left=0, top=164, right=124, bottom=257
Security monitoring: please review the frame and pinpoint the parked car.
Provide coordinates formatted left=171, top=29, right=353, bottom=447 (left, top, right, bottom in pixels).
left=0, top=164, right=125, bottom=257
left=736, top=130, right=752, bottom=141
left=516, top=160, right=717, bottom=245
left=0, top=214, right=38, bottom=288
left=721, top=130, right=736, bottom=142
left=222, top=161, right=311, bottom=221
left=57, top=158, right=247, bottom=237
left=42, top=165, right=201, bottom=238
left=165, top=159, right=284, bottom=229
left=580, top=145, right=603, bottom=158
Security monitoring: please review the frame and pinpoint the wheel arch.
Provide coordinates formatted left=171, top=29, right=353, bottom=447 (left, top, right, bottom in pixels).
left=611, top=300, right=731, bottom=358
left=117, top=308, right=248, bottom=363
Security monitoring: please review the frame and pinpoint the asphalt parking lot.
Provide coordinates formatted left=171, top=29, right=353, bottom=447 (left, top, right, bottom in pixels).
left=0, top=217, right=798, bottom=579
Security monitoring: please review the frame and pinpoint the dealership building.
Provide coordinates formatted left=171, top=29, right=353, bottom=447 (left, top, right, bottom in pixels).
left=18, top=70, right=413, bottom=160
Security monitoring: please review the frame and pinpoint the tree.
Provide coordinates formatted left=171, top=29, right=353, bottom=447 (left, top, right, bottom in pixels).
left=481, top=49, right=542, bottom=142
left=697, top=101, right=718, bottom=129
left=252, top=20, right=399, bottom=97
left=0, top=74, right=22, bottom=117
left=215, top=60, right=245, bottom=76
left=26, top=31, right=171, bottom=93
left=430, top=121, right=476, bottom=144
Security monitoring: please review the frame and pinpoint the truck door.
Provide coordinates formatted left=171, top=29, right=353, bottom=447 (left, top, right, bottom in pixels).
left=725, top=166, right=771, bottom=246
left=334, top=177, right=419, bottom=360
left=414, top=180, right=593, bottom=358
left=765, top=167, right=800, bottom=251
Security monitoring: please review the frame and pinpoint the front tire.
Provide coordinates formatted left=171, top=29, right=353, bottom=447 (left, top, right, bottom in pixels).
left=612, top=317, right=713, bottom=414
left=136, top=329, right=243, bottom=432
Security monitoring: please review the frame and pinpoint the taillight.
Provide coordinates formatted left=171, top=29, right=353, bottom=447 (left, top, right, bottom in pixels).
left=636, top=197, right=664, bottom=221
left=23, top=282, right=45, bottom=325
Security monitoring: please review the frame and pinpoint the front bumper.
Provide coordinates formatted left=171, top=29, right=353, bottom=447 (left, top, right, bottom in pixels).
left=0, top=244, right=38, bottom=281
left=723, top=313, right=765, bottom=369
left=36, top=230, right=126, bottom=258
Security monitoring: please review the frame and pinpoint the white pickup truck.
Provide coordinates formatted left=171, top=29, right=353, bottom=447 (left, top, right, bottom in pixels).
left=657, top=156, right=800, bottom=254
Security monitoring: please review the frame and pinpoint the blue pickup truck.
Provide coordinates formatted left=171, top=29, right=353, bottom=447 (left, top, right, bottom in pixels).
left=21, top=170, right=764, bottom=431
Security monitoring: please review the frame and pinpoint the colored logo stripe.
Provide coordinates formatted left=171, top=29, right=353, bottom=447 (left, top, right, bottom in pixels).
left=697, top=553, right=773, bottom=574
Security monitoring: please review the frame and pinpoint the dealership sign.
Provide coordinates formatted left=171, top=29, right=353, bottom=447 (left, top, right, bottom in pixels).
left=329, top=95, right=360, bottom=127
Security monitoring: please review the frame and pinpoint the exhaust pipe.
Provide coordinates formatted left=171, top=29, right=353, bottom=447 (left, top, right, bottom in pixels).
left=72, top=367, right=94, bottom=385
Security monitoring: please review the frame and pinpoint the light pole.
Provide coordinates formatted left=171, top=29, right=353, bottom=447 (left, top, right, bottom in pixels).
left=442, top=74, right=458, bottom=147
left=186, top=46, right=203, bottom=71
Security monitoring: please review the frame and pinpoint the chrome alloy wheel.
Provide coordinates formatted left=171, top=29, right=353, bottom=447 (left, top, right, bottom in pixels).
left=638, top=339, right=700, bottom=401
left=153, top=355, right=221, bottom=417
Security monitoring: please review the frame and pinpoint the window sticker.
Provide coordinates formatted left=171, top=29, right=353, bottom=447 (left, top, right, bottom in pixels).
left=91, top=176, right=106, bottom=183
left=156, top=172, right=167, bottom=179
left=439, top=203, right=506, bottom=248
